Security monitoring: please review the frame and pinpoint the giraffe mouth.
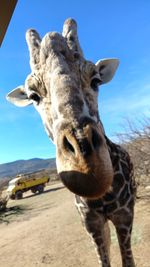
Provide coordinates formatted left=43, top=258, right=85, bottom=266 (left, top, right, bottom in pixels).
left=56, top=123, right=113, bottom=199
left=58, top=169, right=113, bottom=199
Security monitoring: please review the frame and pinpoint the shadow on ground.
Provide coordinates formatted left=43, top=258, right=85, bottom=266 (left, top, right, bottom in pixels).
left=0, top=205, right=25, bottom=224
left=23, top=185, right=65, bottom=199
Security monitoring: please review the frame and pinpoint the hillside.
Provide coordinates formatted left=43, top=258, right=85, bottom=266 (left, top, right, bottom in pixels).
left=0, top=158, right=56, bottom=179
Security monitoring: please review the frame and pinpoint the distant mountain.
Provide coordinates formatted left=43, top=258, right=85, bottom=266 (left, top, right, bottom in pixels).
left=0, top=158, right=56, bottom=179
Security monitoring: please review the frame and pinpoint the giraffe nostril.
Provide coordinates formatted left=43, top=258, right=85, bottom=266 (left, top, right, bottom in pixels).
left=63, top=136, right=75, bottom=154
left=92, top=129, right=102, bottom=150
left=63, top=128, right=101, bottom=157
left=78, top=138, right=92, bottom=157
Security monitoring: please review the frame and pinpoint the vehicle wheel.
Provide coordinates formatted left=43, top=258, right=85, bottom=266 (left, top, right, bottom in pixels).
left=15, top=190, right=23, bottom=199
left=37, top=184, right=44, bottom=194
left=31, top=188, right=37, bottom=194
left=10, top=194, right=15, bottom=200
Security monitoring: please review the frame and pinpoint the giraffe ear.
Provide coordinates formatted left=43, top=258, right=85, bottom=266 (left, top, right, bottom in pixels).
left=6, top=86, right=32, bottom=107
left=96, top=58, right=119, bottom=84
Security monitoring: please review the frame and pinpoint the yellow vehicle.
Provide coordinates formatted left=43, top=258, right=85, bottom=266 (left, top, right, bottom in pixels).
left=6, top=174, right=50, bottom=199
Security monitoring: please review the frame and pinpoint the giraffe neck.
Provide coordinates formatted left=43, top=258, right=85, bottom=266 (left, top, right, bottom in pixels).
left=77, top=134, right=136, bottom=214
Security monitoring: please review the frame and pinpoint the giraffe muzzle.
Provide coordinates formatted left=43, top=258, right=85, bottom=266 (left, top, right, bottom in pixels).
left=56, top=123, right=113, bottom=199
left=62, top=125, right=102, bottom=159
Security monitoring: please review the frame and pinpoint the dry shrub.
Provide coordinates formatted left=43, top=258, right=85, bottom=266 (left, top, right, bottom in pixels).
left=116, top=116, right=150, bottom=187
left=0, top=180, right=9, bottom=211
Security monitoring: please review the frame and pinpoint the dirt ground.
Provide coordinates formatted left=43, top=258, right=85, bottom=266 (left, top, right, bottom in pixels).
left=0, top=182, right=149, bottom=267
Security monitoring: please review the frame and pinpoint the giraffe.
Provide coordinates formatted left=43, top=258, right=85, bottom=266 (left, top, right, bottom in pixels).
left=6, top=18, right=136, bottom=267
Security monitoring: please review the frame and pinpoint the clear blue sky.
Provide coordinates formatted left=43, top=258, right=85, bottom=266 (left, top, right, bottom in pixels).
left=0, top=0, right=150, bottom=164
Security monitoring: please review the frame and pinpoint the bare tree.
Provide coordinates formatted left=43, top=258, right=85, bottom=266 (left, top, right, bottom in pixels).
left=116, top=115, right=150, bottom=187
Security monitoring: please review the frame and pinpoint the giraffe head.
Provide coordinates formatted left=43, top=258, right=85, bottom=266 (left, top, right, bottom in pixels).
left=7, top=19, right=119, bottom=199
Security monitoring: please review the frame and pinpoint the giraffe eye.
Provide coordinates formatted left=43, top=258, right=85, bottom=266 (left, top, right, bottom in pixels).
left=91, top=78, right=101, bottom=91
left=29, top=92, right=41, bottom=104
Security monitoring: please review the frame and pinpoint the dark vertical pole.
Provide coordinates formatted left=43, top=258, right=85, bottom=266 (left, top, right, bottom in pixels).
left=0, top=0, right=18, bottom=46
